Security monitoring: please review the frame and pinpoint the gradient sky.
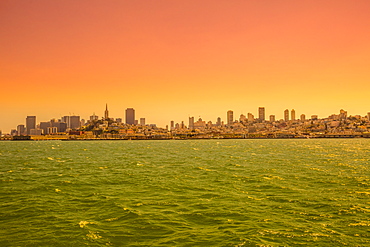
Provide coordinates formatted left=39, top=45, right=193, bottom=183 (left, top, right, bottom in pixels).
left=1, top=0, right=370, bottom=132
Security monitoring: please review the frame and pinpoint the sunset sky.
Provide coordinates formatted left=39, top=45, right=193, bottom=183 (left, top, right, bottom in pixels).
left=1, top=0, right=370, bottom=132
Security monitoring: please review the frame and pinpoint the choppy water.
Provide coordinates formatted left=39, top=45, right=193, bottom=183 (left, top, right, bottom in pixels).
left=0, top=139, right=369, bottom=246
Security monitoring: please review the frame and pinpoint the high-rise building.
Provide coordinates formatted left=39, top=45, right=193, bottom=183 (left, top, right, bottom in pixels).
left=26, top=116, right=36, bottom=135
left=339, top=109, right=347, bottom=120
left=239, top=114, right=246, bottom=123
left=291, top=109, right=296, bottom=121
left=269, top=115, right=275, bottom=122
left=125, top=108, right=135, bottom=125
left=300, top=114, right=306, bottom=121
left=227, top=110, right=233, bottom=125
left=70, top=116, right=80, bottom=129
left=189, top=117, right=194, bottom=129
left=216, top=117, right=221, bottom=126
left=104, top=104, right=109, bottom=120
left=40, top=121, right=51, bottom=134
left=62, top=116, right=70, bottom=128
left=17, top=124, right=25, bottom=135
left=247, top=113, right=254, bottom=122
left=170, top=121, right=174, bottom=129
left=140, top=118, right=146, bottom=126
left=90, top=113, right=98, bottom=122
left=258, top=107, right=265, bottom=121
left=284, top=109, right=289, bottom=122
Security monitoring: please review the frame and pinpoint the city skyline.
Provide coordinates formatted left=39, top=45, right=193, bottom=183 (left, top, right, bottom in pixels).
left=1, top=1, right=370, bottom=133
left=3, top=104, right=370, bottom=134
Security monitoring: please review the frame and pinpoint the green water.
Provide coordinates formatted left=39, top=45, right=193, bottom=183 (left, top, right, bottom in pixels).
left=0, top=139, right=369, bottom=246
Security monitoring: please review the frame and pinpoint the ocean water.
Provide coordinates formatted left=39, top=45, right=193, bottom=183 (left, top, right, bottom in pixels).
left=0, top=139, right=369, bottom=246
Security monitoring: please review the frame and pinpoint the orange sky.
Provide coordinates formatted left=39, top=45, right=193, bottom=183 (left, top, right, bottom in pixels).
left=1, top=0, right=370, bottom=132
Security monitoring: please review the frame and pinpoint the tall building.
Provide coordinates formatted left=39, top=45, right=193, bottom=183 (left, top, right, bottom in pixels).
left=170, top=121, right=174, bottom=129
left=104, top=104, right=109, bottom=120
left=90, top=113, right=98, bottom=122
left=40, top=121, right=51, bottom=134
left=284, top=109, right=289, bottom=122
left=140, top=118, right=146, bottom=126
left=26, top=116, right=36, bottom=135
left=227, top=110, right=233, bottom=125
left=269, top=115, right=275, bottom=122
left=300, top=114, right=306, bottom=121
left=216, top=117, right=221, bottom=126
left=239, top=114, right=246, bottom=123
left=70, top=116, right=80, bottom=129
left=189, top=117, right=194, bottom=129
left=339, top=109, right=347, bottom=120
left=258, top=107, right=265, bottom=121
left=247, top=113, right=254, bottom=122
left=291, top=109, right=296, bottom=121
left=17, top=125, right=25, bottom=135
left=125, top=108, right=135, bottom=125
left=62, top=116, right=70, bottom=128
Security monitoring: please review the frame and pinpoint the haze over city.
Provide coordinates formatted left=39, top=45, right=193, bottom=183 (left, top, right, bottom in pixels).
left=1, top=0, right=370, bottom=133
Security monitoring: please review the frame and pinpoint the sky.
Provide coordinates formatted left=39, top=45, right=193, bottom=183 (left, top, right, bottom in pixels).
left=1, top=0, right=370, bottom=132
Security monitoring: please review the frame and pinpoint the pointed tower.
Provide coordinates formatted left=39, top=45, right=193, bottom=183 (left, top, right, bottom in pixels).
left=104, top=104, right=109, bottom=120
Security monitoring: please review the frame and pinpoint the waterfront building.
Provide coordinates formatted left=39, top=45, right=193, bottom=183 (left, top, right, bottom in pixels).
left=126, top=108, right=135, bottom=125
left=284, top=109, right=289, bottom=122
left=10, top=129, right=17, bottom=136
left=227, top=110, right=233, bottom=125
left=104, top=104, right=109, bottom=120
left=30, top=128, right=43, bottom=135
left=269, top=115, right=275, bottom=122
left=189, top=117, right=194, bottom=129
left=40, top=121, right=51, bottom=134
left=247, top=113, right=254, bottom=122
left=300, top=114, right=306, bottom=121
left=258, top=107, right=265, bottom=121
left=291, top=109, right=296, bottom=121
left=26, top=116, right=36, bottom=135
left=17, top=124, right=25, bottom=135
left=47, top=127, right=58, bottom=134
left=70, top=116, right=81, bottom=129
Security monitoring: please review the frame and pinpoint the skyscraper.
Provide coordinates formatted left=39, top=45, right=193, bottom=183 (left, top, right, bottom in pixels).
left=17, top=124, right=25, bottom=135
left=26, top=116, right=36, bottom=135
left=284, top=109, right=289, bottom=122
left=216, top=117, right=221, bottom=126
left=258, top=107, right=265, bottom=121
left=104, top=104, right=109, bottom=120
left=291, top=109, right=296, bottom=121
left=227, top=110, right=233, bottom=125
left=189, top=117, right=194, bottom=129
left=70, top=116, right=80, bottom=129
left=140, top=118, right=146, bottom=126
left=269, top=115, right=275, bottom=122
left=247, top=113, right=254, bottom=122
left=125, top=108, right=135, bottom=125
